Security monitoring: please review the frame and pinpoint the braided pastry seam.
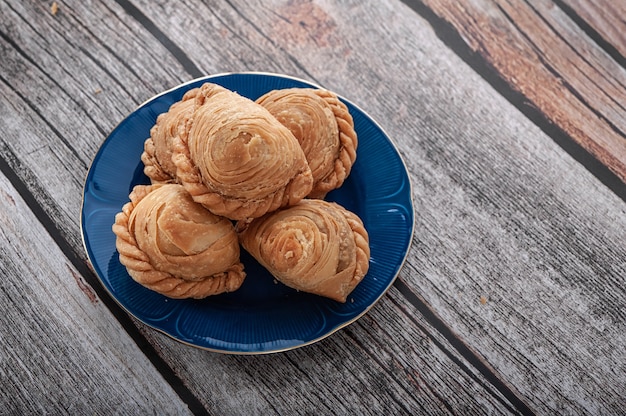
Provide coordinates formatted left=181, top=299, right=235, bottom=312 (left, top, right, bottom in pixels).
left=342, top=208, right=370, bottom=284
left=312, top=89, right=358, bottom=198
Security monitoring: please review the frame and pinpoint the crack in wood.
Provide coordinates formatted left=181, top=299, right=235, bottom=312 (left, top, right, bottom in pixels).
left=66, top=263, right=98, bottom=304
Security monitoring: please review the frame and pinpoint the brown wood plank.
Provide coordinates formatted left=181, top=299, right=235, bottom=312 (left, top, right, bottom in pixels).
left=419, top=0, right=626, bottom=183
left=561, top=0, right=626, bottom=60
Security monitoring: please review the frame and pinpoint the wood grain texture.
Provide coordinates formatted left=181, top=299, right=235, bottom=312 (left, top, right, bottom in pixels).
left=419, top=0, right=626, bottom=183
left=0, top=0, right=624, bottom=414
left=135, top=287, right=520, bottom=415
left=563, top=0, right=626, bottom=60
left=0, top=172, right=191, bottom=414
left=0, top=0, right=188, bottom=254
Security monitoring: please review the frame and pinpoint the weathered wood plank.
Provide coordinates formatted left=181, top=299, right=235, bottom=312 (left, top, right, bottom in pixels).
left=418, top=0, right=626, bottom=183
left=136, top=286, right=519, bottom=415
left=0, top=0, right=625, bottom=414
left=372, top=10, right=626, bottom=414
left=562, top=0, right=626, bottom=60
left=0, top=0, right=188, bottom=252
left=0, top=171, right=191, bottom=414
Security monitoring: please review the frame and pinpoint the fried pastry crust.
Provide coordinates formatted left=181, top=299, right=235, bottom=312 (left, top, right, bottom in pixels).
left=112, top=183, right=245, bottom=299
left=141, top=88, right=199, bottom=183
left=237, top=199, right=369, bottom=302
left=172, top=83, right=313, bottom=220
left=256, top=88, right=357, bottom=199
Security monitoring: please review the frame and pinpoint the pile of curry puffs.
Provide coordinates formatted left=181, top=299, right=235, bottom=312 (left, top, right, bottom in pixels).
left=112, top=82, right=369, bottom=302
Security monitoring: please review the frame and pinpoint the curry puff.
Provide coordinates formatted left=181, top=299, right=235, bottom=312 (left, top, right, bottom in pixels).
left=237, top=199, right=370, bottom=303
left=141, top=87, right=199, bottom=183
left=112, top=184, right=245, bottom=299
left=256, top=88, right=357, bottom=199
left=172, top=82, right=313, bottom=220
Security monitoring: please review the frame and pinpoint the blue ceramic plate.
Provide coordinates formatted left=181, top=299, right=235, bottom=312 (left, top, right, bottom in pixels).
left=81, top=72, right=413, bottom=354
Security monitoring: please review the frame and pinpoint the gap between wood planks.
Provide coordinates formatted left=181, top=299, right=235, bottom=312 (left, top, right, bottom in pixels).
left=400, top=0, right=626, bottom=202
left=392, top=279, right=534, bottom=416
left=0, top=147, right=209, bottom=416
left=551, top=0, right=626, bottom=69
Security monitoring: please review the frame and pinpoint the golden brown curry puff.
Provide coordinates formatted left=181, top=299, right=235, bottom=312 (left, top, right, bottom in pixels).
left=112, top=183, right=245, bottom=299
left=172, top=83, right=313, bottom=220
left=141, top=88, right=199, bottom=183
left=256, top=88, right=357, bottom=199
left=237, top=199, right=369, bottom=302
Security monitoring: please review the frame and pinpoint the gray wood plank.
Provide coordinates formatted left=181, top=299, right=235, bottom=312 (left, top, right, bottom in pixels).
left=0, top=172, right=191, bottom=414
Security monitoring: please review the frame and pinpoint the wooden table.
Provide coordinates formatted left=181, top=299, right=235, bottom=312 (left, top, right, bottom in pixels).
left=1, top=0, right=624, bottom=414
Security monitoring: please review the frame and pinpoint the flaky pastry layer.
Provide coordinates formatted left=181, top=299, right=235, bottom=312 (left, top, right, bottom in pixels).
left=256, top=88, right=357, bottom=199
left=112, top=183, right=245, bottom=299
left=237, top=199, right=369, bottom=302
left=141, top=88, right=199, bottom=183
left=172, top=83, right=313, bottom=220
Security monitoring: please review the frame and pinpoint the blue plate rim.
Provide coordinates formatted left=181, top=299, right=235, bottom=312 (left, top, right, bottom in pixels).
left=80, top=71, right=415, bottom=354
